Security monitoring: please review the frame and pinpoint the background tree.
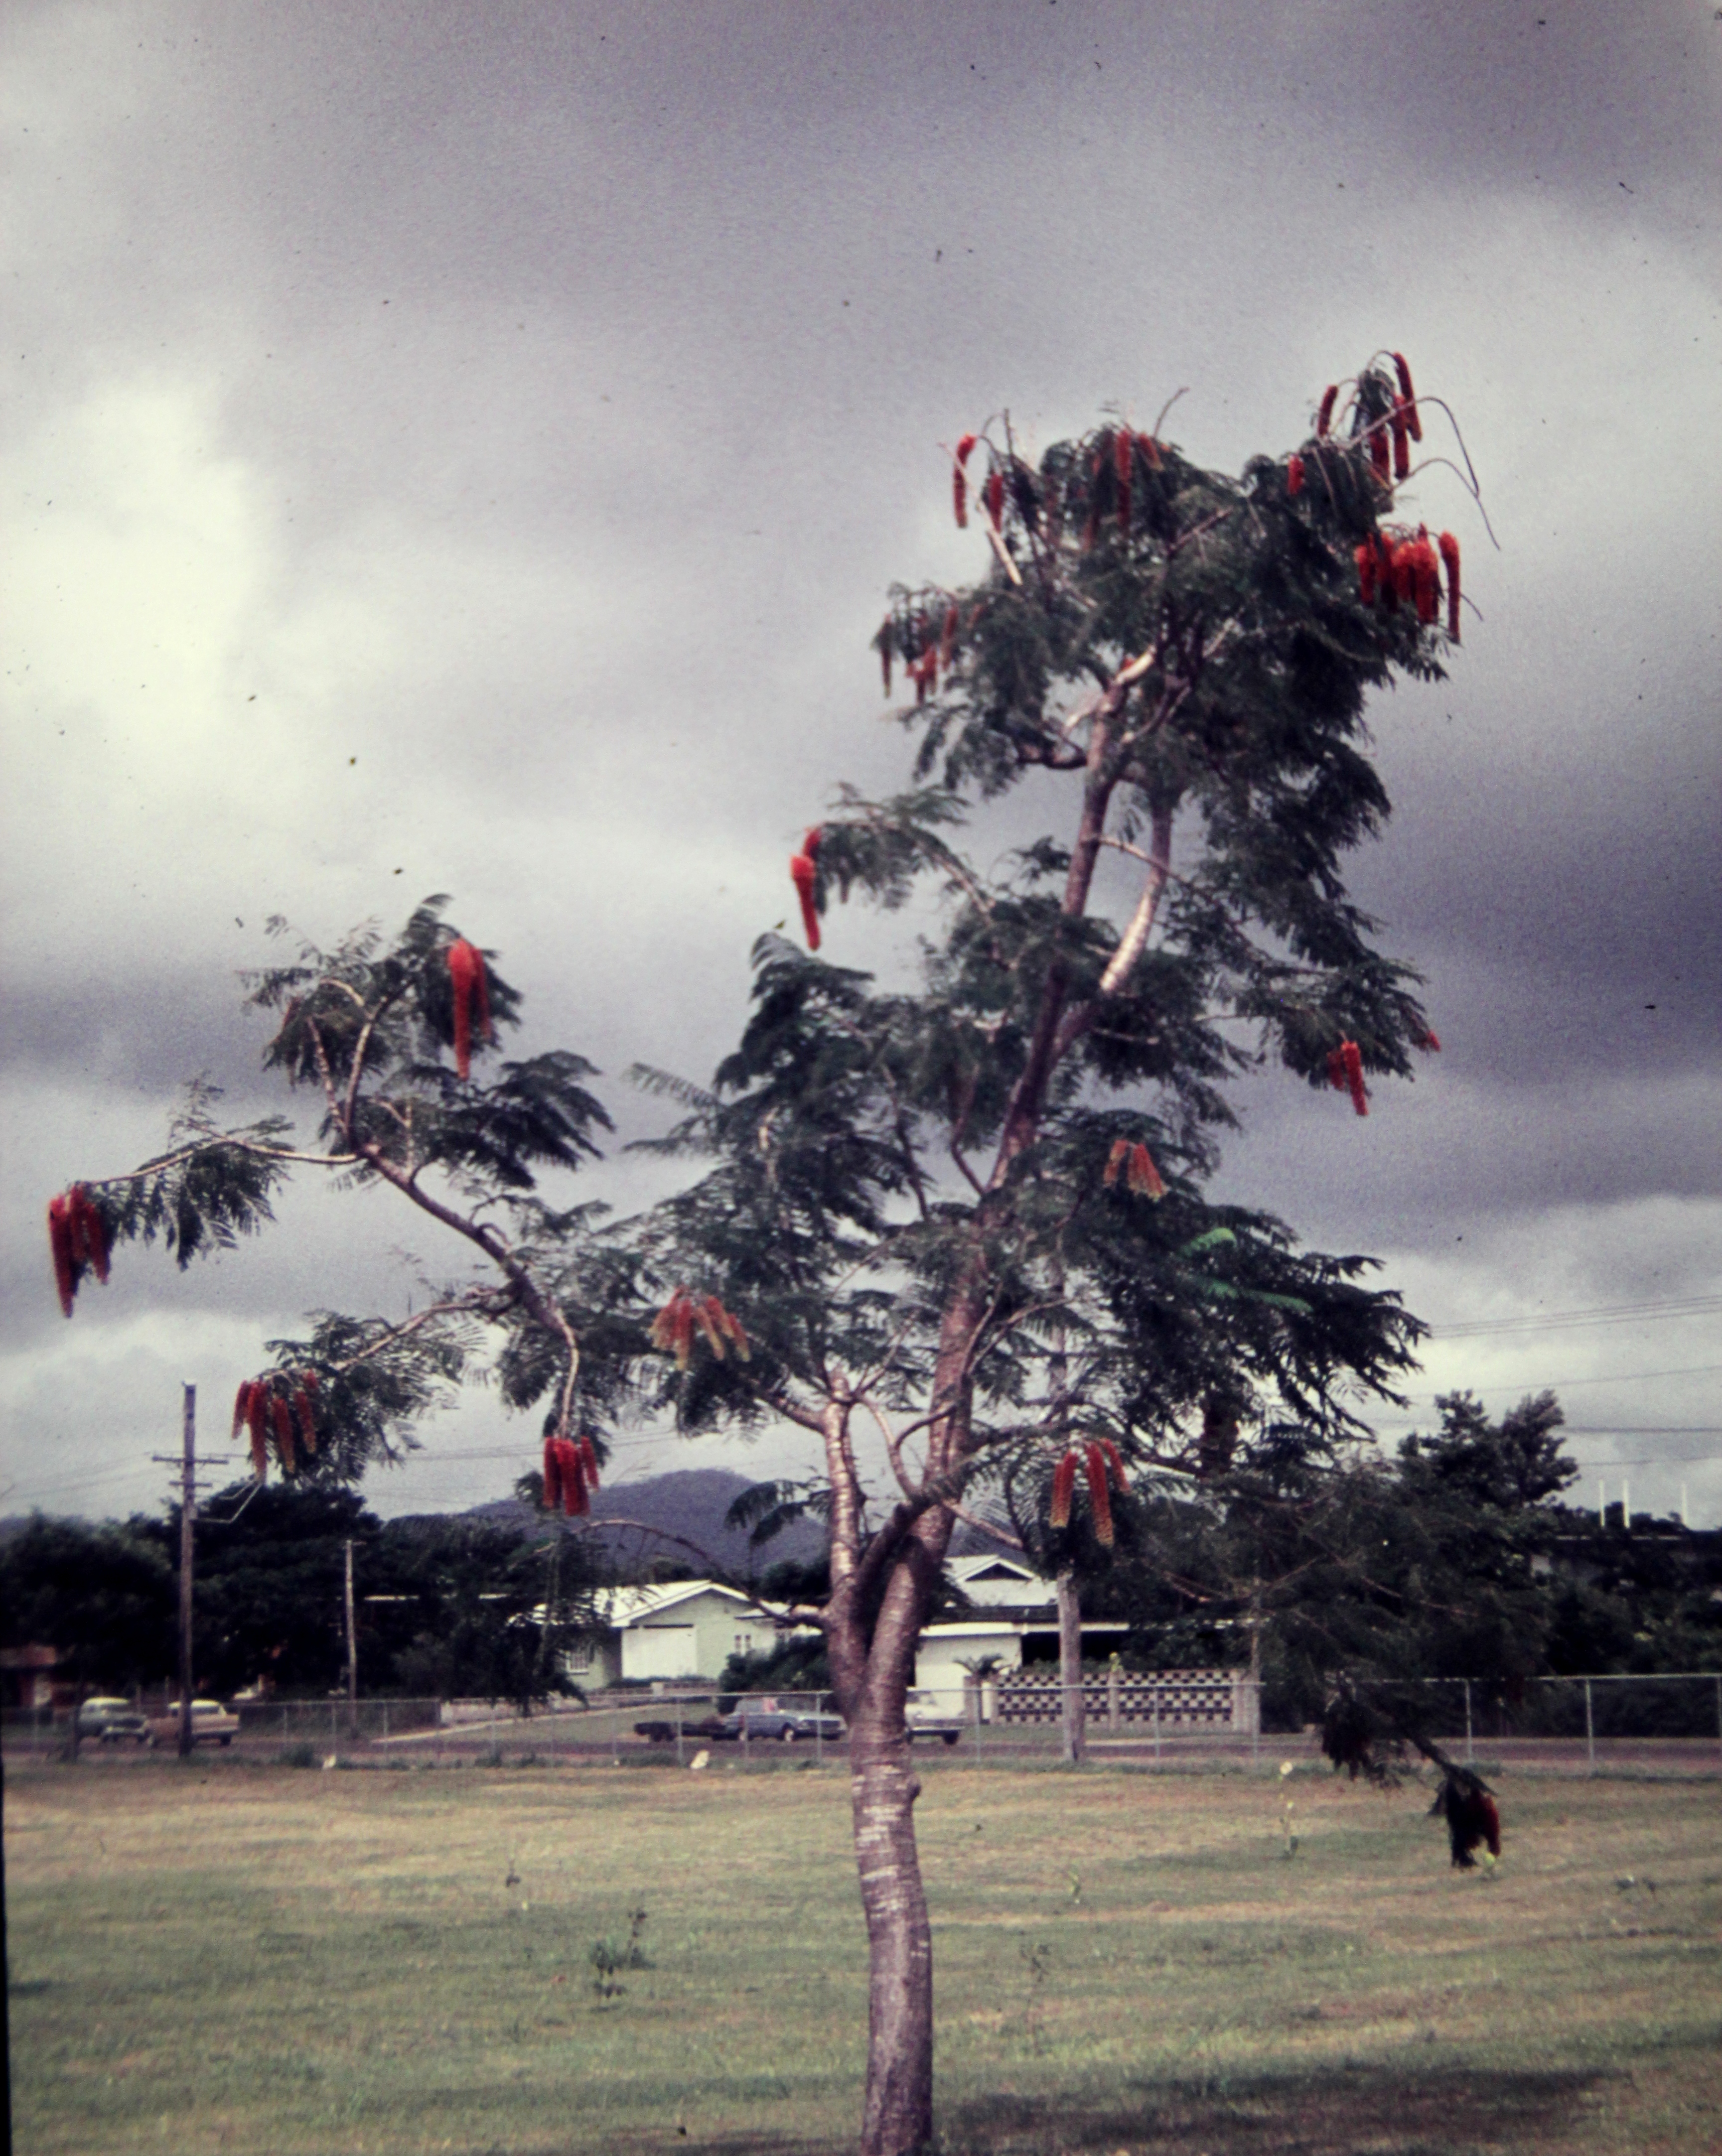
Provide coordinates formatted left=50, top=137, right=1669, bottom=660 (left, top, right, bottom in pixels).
left=54, top=352, right=1481, bottom=2156
left=0, top=1515, right=175, bottom=1699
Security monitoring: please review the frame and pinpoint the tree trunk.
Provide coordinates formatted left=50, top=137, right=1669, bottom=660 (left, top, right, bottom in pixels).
left=852, top=1750, right=933, bottom=2156
left=1056, top=1567, right=1086, bottom=1765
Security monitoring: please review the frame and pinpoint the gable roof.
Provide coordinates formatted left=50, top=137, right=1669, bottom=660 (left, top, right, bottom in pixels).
left=593, top=1580, right=779, bottom=1629
left=948, top=1553, right=1055, bottom=1609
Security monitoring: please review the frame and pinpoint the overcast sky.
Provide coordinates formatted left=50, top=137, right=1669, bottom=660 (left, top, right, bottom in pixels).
left=4, top=0, right=1719, bottom=1533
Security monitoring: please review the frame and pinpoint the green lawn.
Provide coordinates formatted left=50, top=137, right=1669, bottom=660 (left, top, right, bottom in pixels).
left=5, top=1753, right=1719, bottom=2154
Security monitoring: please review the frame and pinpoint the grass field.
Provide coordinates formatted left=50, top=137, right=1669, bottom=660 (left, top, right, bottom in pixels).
left=5, top=1753, right=1720, bottom=2156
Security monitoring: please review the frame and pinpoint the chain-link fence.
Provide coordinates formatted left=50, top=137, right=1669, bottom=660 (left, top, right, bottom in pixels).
left=5, top=1671, right=1718, bottom=1772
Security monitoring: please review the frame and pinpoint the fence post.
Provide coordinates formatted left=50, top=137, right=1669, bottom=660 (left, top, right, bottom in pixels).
left=1153, top=1684, right=1161, bottom=1764
left=1108, top=1659, right=1120, bottom=1734
left=1583, top=1678, right=1595, bottom=1775
left=1463, top=1681, right=1473, bottom=1767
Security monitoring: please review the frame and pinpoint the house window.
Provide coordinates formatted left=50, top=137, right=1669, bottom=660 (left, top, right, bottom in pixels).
left=562, top=1641, right=593, bottom=1673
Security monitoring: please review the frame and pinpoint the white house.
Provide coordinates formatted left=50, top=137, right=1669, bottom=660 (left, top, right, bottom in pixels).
left=560, top=1580, right=795, bottom=1688
left=913, top=1552, right=1129, bottom=1694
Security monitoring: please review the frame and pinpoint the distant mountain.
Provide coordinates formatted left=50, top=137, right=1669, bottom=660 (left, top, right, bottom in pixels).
left=393, top=1466, right=825, bottom=1577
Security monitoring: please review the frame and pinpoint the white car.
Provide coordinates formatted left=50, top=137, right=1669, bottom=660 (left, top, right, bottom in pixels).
left=904, top=1689, right=965, bottom=1745
left=75, top=1697, right=155, bottom=1745
left=148, top=1699, right=240, bottom=1746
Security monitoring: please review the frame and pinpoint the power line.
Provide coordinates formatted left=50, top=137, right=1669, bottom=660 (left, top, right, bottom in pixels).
left=1432, top=1294, right=1722, bottom=1341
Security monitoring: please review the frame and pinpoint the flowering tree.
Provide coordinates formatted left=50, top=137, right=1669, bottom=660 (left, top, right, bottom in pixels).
left=50, top=352, right=1481, bottom=2156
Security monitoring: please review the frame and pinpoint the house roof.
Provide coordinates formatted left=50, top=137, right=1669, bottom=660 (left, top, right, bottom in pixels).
left=948, top=1552, right=1056, bottom=1611
left=593, top=1580, right=784, bottom=1629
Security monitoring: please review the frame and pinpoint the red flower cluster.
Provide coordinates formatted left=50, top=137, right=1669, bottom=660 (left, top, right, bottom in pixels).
left=984, top=468, right=1005, bottom=530
left=789, top=827, right=822, bottom=950
left=47, top=1185, right=110, bottom=1318
left=543, top=1431, right=601, bottom=1517
left=446, top=938, right=492, bottom=1081
left=1315, top=384, right=1339, bottom=438
left=1287, top=454, right=1305, bottom=498
left=1354, top=524, right=1459, bottom=633
left=232, top=1370, right=319, bottom=1480
left=1102, top=1138, right=1166, bottom=1200
left=1049, top=1439, right=1128, bottom=1546
left=1326, top=1040, right=1370, bottom=1117
left=649, top=1287, right=751, bottom=1371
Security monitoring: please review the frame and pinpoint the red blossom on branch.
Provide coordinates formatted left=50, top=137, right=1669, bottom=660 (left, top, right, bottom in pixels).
left=1125, top=1143, right=1166, bottom=1200
left=952, top=432, right=977, bottom=528
left=1390, top=398, right=1412, bottom=481
left=446, top=938, right=491, bottom=1081
left=1316, top=384, right=1338, bottom=437
left=1287, top=454, right=1304, bottom=498
left=1391, top=353, right=1422, bottom=441
left=47, top=1185, right=111, bottom=1317
left=1049, top=1450, right=1077, bottom=1530
left=1438, top=531, right=1462, bottom=641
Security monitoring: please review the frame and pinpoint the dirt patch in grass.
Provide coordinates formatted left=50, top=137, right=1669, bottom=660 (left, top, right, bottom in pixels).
left=945, top=2061, right=1617, bottom=2154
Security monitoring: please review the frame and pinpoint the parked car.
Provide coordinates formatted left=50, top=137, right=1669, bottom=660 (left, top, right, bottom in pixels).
left=147, top=1699, right=241, bottom=1746
left=632, top=1714, right=728, bottom=1745
left=904, top=1688, right=965, bottom=1745
left=717, top=1702, right=846, bottom=1744
left=75, top=1697, right=155, bottom=1746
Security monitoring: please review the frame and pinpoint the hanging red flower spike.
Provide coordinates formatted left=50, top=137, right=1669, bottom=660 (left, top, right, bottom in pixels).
left=1438, top=531, right=1461, bottom=641
left=47, top=1195, right=77, bottom=1317
left=294, top=1385, right=317, bottom=1457
left=1390, top=398, right=1411, bottom=481
left=953, top=433, right=977, bottom=528
left=1391, top=353, right=1422, bottom=441
left=542, top=1434, right=563, bottom=1511
left=1136, top=430, right=1161, bottom=471
left=1287, top=454, right=1304, bottom=498
left=984, top=468, right=1004, bottom=530
left=649, top=1289, right=699, bottom=1370
left=1326, top=1047, right=1348, bottom=1090
left=1084, top=1443, right=1115, bottom=1546
left=1369, top=423, right=1391, bottom=486
left=789, top=846, right=820, bottom=951
left=1102, top=1137, right=1131, bottom=1187
left=579, top=1433, right=601, bottom=1491
left=1354, top=542, right=1378, bottom=606
left=1050, top=1450, right=1077, bottom=1530
left=1408, top=529, right=1440, bottom=624
left=1098, top=1436, right=1128, bottom=1492
left=446, top=939, right=491, bottom=1082
left=1316, top=385, right=1338, bottom=438
left=1126, top=1143, right=1166, bottom=1201
left=554, top=1435, right=584, bottom=1517
left=1338, top=1039, right=1369, bottom=1117
left=1417, top=1027, right=1441, bottom=1053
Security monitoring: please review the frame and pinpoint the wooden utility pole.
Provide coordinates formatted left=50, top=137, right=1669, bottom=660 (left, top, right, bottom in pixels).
left=177, top=1385, right=196, bottom=1759
left=343, top=1538, right=358, bottom=1729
